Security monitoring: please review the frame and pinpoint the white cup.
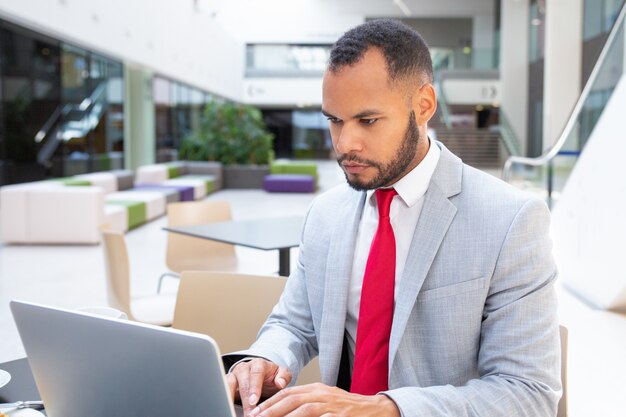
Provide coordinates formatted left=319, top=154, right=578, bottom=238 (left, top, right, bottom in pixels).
left=77, top=306, right=128, bottom=320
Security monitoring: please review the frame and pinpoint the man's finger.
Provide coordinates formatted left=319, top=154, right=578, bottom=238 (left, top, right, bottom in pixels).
left=247, top=359, right=269, bottom=406
left=249, top=384, right=325, bottom=417
left=226, top=372, right=239, bottom=403
left=274, top=366, right=292, bottom=389
left=231, top=362, right=253, bottom=412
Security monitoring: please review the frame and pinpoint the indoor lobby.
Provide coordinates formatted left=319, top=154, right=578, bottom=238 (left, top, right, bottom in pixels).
left=1, top=1, right=626, bottom=417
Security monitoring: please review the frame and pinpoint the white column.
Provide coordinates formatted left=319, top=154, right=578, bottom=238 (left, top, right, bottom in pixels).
left=500, top=0, right=530, bottom=155
left=123, top=64, right=156, bottom=170
left=542, top=0, right=583, bottom=151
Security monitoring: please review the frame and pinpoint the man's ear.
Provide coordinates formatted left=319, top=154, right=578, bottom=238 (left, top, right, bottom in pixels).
left=412, top=83, right=437, bottom=126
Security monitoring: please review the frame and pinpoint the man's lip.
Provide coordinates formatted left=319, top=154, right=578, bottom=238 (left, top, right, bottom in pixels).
left=342, top=163, right=370, bottom=174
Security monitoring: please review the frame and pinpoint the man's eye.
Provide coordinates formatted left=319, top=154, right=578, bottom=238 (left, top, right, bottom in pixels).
left=360, top=118, right=378, bottom=125
left=327, top=117, right=341, bottom=124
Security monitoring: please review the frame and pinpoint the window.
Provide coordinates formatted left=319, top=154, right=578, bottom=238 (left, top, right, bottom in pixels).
left=246, top=44, right=331, bottom=77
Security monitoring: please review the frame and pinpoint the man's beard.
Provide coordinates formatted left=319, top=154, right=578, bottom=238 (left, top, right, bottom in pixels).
left=337, top=111, right=421, bottom=191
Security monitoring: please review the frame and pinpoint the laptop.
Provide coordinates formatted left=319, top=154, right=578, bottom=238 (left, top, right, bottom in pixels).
left=10, top=300, right=244, bottom=417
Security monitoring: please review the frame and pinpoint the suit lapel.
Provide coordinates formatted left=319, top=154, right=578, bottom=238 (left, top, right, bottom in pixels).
left=388, top=144, right=463, bottom=369
left=318, top=190, right=366, bottom=384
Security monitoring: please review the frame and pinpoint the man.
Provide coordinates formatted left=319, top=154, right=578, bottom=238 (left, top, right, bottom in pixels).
left=227, top=19, right=561, bottom=417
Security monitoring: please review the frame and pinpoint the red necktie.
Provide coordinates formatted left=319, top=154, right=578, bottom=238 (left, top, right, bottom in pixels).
left=351, top=188, right=397, bottom=395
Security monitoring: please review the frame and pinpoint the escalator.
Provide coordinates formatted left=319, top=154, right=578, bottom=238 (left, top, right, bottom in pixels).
left=35, top=81, right=112, bottom=176
left=1, top=79, right=120, bottom=185
left=0, top=26, right=125, bottom=186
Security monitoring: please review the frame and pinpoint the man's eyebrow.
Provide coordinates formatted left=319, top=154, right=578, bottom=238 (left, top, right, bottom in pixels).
left=352, top=109, right=383, bottom=119
left=321, top=109, right=383, bottom=119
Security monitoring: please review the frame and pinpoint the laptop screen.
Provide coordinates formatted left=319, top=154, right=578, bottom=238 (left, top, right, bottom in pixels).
left=10, top=300, right=240, bottom=417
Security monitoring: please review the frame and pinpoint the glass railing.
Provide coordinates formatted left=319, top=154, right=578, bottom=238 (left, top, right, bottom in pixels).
left=246, top=45, right=498, bottom=78
left=245, top=44, right=330, bottom=77
left=432, top=47, right=498, bottom=72
left=503, top=3, right=625, bottom=207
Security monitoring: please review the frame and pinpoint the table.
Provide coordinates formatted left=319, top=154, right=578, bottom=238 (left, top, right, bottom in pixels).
left=0, top=358, right=43, bottom=413
left=164, top=216, right=304, bottom=277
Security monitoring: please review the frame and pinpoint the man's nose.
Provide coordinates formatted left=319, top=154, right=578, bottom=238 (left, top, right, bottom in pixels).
left=334, top=125, right=364, bottom=154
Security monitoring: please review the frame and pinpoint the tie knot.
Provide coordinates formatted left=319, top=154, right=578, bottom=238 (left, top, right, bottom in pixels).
left=375, top=188, right=397, bottom=219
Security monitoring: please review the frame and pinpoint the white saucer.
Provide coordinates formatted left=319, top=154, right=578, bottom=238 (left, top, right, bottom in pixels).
left=0, top=369, right=10, bottom=388
left=2, top=409, right=45, bottom=417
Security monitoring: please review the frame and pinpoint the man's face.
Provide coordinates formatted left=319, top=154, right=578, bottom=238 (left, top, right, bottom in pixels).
left=322, top=48, right=428, bottom=191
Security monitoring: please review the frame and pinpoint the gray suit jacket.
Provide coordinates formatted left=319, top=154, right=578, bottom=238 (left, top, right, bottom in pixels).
left=245, top=143, right=561, bottom=416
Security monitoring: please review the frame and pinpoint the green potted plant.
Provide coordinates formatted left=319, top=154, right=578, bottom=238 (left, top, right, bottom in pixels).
left=179, top=100, right=274, bottom=188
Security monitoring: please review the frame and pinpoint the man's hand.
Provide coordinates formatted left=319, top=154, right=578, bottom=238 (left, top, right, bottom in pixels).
left=247, top=383, right=401, bottom=417
left=227, top=358, right=292, bottom=415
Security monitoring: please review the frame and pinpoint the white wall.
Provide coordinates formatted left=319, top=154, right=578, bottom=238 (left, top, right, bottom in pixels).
left=215, top=0, right=494, bottom=44
left=229, top=0, right=495, bottom=107
left=542, top=0, right=583, bottom=151
left=243, top=78, right=322, bottom=107
left=500, top=0, right=529, bottom=155
left=0, top=0, right=244, bottom=101
left=551, top=74, right=626, bottom=311
left=441, top=78, right=501, bottom=105
left=212, top=0, right=494, bottom=107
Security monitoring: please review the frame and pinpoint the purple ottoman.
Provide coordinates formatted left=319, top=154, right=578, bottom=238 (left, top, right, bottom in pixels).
left=133, top=184, right=195, bottom=202
left=263, top=174, right=316, bottom=193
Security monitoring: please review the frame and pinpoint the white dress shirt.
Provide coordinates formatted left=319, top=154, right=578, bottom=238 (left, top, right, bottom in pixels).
left=345, top=139, right=441, bottom=364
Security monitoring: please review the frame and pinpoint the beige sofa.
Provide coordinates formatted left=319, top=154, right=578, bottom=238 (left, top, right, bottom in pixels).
left=1, top=171, right=136, bottom=244
left=0, top=162, right=223, bottom=245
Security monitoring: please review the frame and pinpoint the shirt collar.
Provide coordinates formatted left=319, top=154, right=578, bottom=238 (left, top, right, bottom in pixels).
left=366, top=138, right=441, bottom=208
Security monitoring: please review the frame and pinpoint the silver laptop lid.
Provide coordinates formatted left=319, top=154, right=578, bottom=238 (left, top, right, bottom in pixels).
left=10, top=300, right=237, bottom=417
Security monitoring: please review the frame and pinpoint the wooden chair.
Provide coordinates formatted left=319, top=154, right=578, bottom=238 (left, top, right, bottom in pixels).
left=558, top=325, right=569, bottom=417
left=100, top=228, right=176, bottom=326
left=172, top=271, right=320, bottom=385
left=158, top=200, right=237, bottom=292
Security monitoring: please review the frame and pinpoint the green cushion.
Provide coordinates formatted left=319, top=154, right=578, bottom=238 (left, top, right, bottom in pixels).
left=182, top=175, right=215, bottom=194
left=270, top=161, right=318, bottom=184
left=64, top=179, right=92, bottom=186
left=48, top=177, right=92, bottom=186
left=165, top=163, right=182, bottom=179
left=106, top=200, right=147, bottom=230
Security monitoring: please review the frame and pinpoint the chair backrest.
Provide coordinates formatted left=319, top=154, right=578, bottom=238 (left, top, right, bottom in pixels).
left=173, top=271, right=320, bottom=384
left=173, top=271, right=286, bottom=351
left=558, top=324, right=569, bottom=417
left=100, top=228, right=134, bottom=320
left=165, top=201, right=236, bottom=272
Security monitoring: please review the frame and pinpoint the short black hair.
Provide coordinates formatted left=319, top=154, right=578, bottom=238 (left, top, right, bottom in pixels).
left=328, top=19, right=433, bottom=86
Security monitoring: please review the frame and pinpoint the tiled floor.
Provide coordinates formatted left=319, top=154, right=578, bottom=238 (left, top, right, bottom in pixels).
left=1, top=161, right=625, bottom=416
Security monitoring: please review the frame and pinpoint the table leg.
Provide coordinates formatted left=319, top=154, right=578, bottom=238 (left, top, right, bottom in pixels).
left=278, top=248, right=290, bottom=277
